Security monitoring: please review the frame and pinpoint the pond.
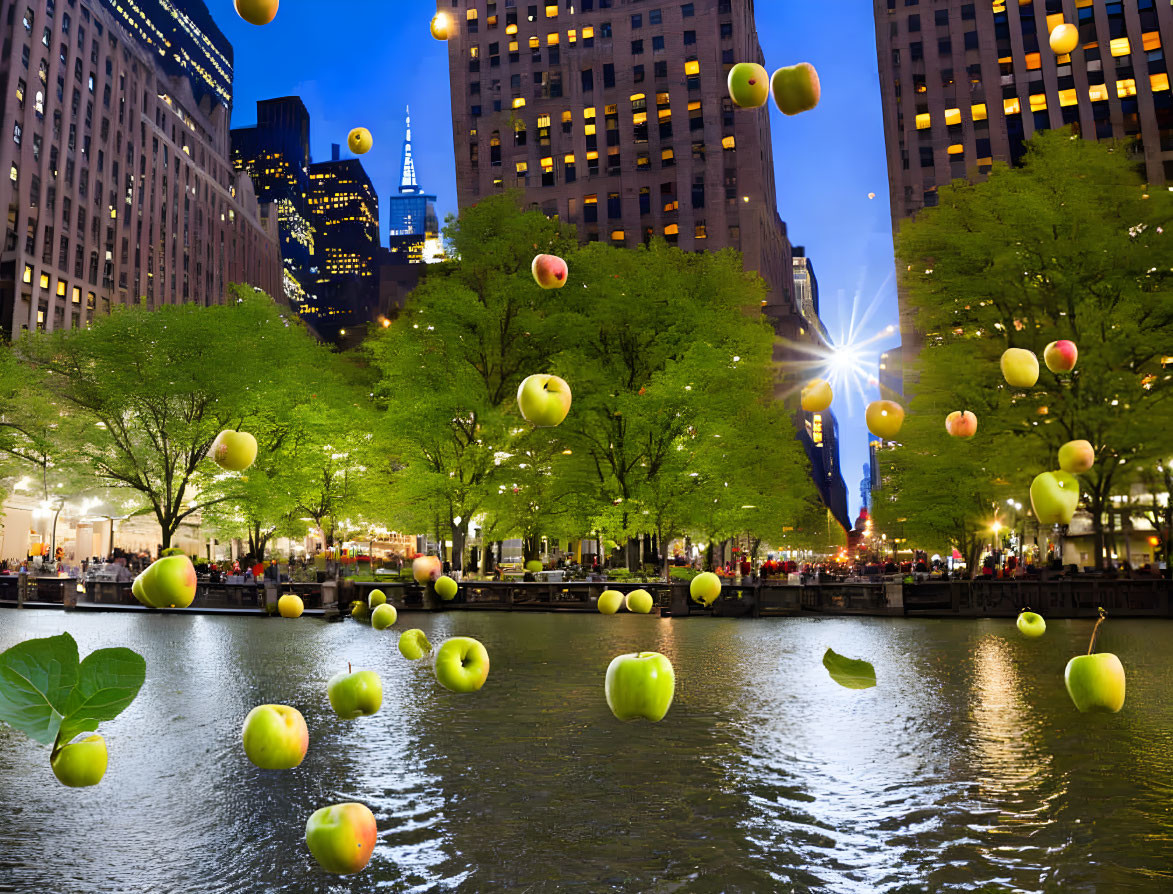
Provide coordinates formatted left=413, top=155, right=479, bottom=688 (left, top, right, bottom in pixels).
left=1, top=611, right=1171, bottom=892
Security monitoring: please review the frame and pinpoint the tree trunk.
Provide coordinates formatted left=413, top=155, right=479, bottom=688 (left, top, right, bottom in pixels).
left=451, top=524, right=466, bottom=572
left=659, top=530, right=670, bottom=581
left=625, top=537, right=639, bottom=572
left=522, top=533, right=541, bottom=563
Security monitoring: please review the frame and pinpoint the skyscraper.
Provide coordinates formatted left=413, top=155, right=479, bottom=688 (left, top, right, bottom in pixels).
left=232, top=97, right=317, bottom=314
left=387, top=107, right=439, bottom=264
left=100, top=0, right=233, bottom=109
left=0, top=0, right=281, bottom=336
left=443, top=0, right=803, bottom=334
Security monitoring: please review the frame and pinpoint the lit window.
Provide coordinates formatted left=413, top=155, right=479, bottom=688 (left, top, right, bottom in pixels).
left=546, top=4, right=558, bottom=17
left=516, top=161, right=528, bottom=173
left=72, top=287, right=80, bottom=303
left=684, top=60, right=700, bottom=76
left=529, top=36, right=540, bottom=48
left=971, top=103, right=987, bottom=121
left=721, top=135, right=735, bottom=150
left=1025, top=52, right=1041, bottom=70
left=1004, top=97, right=1021, bottom=114
left=564, top=153, right=575, bottom=164
left=1117, top=78, right=1137, bottom=98
left=611, top=230, right=625, bottom=241
left=22, top=264, right=33, bottom=284
left=467, top=9, right=478, bottom=20
left=947, top=144, right=964, bottom=155
left=661, top=148, right=675, bottom=161
left=586, top=150, right=599, bottom=160
left=56, top=280, right=65, bottom=297
left=547, top=33, right=559, bottom=45
left=537, top=114, right=551, bottom=127
left=585, top=122, right=597, bottom=135
left=1142, top=32, right=1161, bottom=52
left=39, top=272, right=49, bottom=288
left=582, top=26, right=594, bottom=39
left=1058, top=88, right=1079, bottom=106
left=1110, top=37, right=1130, bottom=57
left=694, top=223, right=707, bottom=239
left=944, top=108, right=961, bottom=126
left=568, top=29, right=576, bottom=44
left=512, top=97, right=526, bottom=108
left=1152, top=73, right=1170, bottom=92
left=506, top=24, right=518, bottom=35
left=664, top=223, right=679, bottom=235
left=1089, top=83, right=1109, bottom=102
left=1029, top=94, right=1047, bottom=112
left=915, top=112, right=931, bottom=129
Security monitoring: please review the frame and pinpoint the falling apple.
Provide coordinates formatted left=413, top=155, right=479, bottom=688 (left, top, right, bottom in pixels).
left=866, top=400, right=905, bottom=440
left=771, top=63, right=821, bottom=116
left=625, top=589, right=654, bottom=614
left=517, top=374, right=572, bottom=427
left=132, top=555, right=198, bottom=609
left=1058, top=439, right=1095, bottom=475
left=305, top=803, right=377, bottom=875
left=434, top=637, right=490, bottom=692
left=210, top=430, right=258, bottom=472
left=1000, top=348, right=1040, bottom=388
left=241, top=705, right=308, bottom=770
left=727, top=62, right=770, bottom=109
left=1049, top=23, right=1079, bottom=56
left=945, top=410, right=978, bottom=439
left=435, top=575, right=458, bottom=600
left=235, top=0, right=278, bottom=27
left=531, top=254, right=569, bottom=289
left=368, top=589, right=387, bottom=610
left=327, top=667, right=383, bottom=719
left=347, top=127, right=373, bottom=155
left=1064, top=609, right=1125, bottom=712
left=605, top=652, right=676, bottom=722
left=371, top=603, right=398, bottom=630
left=1044, top=340, right=1078, bottom=374
left=690, top=572, right=722, bottom=606
left=1030, top=470, right=1080, bottom=525
left=597, top=589, right=624, bottom=614
left=800, top=378, right=833, bottom=413
left=430, top=11, right=452, bottom=40
left=1016, top=609, right=1046, bottom=638
left=277, top=593, right=304, bottom=619
left=412, top=555, right=442, bottom=585
left=398, top=629, right=433, bottom=660
left=51, top=734, right=108, bottom=787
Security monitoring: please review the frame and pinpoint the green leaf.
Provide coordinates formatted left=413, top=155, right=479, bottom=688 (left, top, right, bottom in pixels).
left=0, top=633, right=80, bottom=745
left=822, top=648, right=877, bottom=690
left=57, top=648, right=146, bottom=747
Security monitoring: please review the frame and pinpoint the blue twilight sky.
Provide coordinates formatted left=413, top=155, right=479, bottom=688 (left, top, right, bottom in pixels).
left=216, top=0, right=901, bottom=519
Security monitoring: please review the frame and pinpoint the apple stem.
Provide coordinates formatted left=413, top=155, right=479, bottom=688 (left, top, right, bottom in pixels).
left=1087, top=606, right=1107, bottom=656
left=348, top=662, right=352, bottom=675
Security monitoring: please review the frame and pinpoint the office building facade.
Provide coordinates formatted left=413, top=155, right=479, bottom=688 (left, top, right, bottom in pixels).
left=0, top=0, right=281, bottom=337
left=442, top=0, right=803, bottom=333
left=387, top=106, right=440, bottom=264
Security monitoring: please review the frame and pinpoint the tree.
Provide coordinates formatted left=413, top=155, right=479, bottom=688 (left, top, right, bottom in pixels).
left=894, top=130, right=1173, bottom=567
left=20, top=287, right=334, bottom=548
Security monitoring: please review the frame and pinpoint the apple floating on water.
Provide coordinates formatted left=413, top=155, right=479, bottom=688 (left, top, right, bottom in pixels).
left=605, top=652, right=676, bottom=722
left=398, top=628, right=433, bottom=660
left=412, top=555, right=442, bottom=585
left=371, top=603, right=398, bottom=630
left=235, top=0, right=278, bottom=27
left=1016, top=609, right=1046, bottom=638
left=771, top=63, right=821, bottom=116
left=531, top=254, right=569, bottom=289
left=1000, top=348, right=1040, bottom=388
left=1065, top=609, right=1126, bottom=713
left=210, top=430, right=258, bottom=472
left=327, top=666, right=383, bottom=719
left=1050, top=23, right=1079, bottom=56
left=368, top=589, right=387, bottom=610
left=347, top=127, right=373, bottom=155
left=1030, top=470, right=1080, bottom=525
left=866, top=400, right=905, bottom=440
left=131, top=555, right=198, bottom=609
left=435, top=575, right=458, bottom=600
left=945, top=410, right=978, bottom=439
left=242, top=705, right=308, bottom=770
left=517, top=374, right=572, bottom=427
left=800, top=378, right=833, bottom=413
left=305, top=802, right=377, bottom=875
left=1058, top=439, right=1095, bottom=475
left=51, top=734, right=108, bottom=787
left=727, top=62, right=770, bottom=109
left=1044, top=340, right=1078, bottom=373
left=597, top=589, right=624, bottom=614
left=625, top=589, right=654, bottom=614
left=350, top=601, right=370, bottom=622
left=690, top=572, right=722, bottom=606
left=434, top=636, right=490, bottom=692
left=278, top=593, right=304, bottom=619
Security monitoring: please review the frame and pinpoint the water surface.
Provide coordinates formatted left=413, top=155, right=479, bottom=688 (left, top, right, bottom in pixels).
left=1, top=611, right=1171, bottom=893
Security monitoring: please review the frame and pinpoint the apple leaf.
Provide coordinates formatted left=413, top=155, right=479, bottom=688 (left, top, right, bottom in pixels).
left=56, top=648, right=146, bottom=748
left=822, top=648, right=877, bottom=690
left=0, top=633, right=80, bottom=746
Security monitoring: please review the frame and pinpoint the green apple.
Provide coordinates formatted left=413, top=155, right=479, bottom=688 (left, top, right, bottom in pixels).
left=51, top=734, right=108, bottom=787
left=327, top=668, right=383, bottom=719
left=368, top=589, right=387, bottom=610
left=278, top=594, right=304, bottom=618
left=435, top=575, right=458, bottom=600
left=412, top=555, right=442, bottom=584
left=132, top=555, right=197, bottom=609
left=1044, top=339, right=1078, bottom=373
left=347, top=127, right=373, bottom=155
left=1030, top=470, right=1080, bottom=525
left=625, top=589, right=654, bottom=614
left=1065, top=653, right=1126, bottom=713
left=434, top=637, right=490, bottom=693
left=866, top=400, right=905, bottom=440
left=398, top=628, right=433, bottom=660
left=350, top=601, right=370, bottom=622
left=371, top=603, right=398, bottom=630
left=597, top=589, right=624, bottom=615
left=727, top=62, right=770, bottom=109
left=242, top=704, right=308, bottom=770
left=1016, top=610, right=1046, bottom=638
left=690, top=572, right=722, bottom=606
left=305, top=802, right=377, bottom=875
left=1000, top=348, right=1040, bottom=388
left=605, top=652, right=676, bottom=722
left=945, top=410, right=978, bottom=439
left=800, top=378, right=833, bottom=413
left=771, top=62, right=821, bottom=116
left=235, top=0, right=279, bottom=28
left=517, top=374, right=572, bottom=427
left=210, top=429, right=258, bottom=472
left=531, top=253, right=569, bottom=289
left=1058, top=439, right=1095, bottom=475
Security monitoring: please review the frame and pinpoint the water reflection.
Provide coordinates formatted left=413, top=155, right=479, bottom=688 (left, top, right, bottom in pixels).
left=1, top=613, right=1172, bottom=892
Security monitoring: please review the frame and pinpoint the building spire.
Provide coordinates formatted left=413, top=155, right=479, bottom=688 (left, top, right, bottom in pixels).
left=400, top=105, right=418, bottom=194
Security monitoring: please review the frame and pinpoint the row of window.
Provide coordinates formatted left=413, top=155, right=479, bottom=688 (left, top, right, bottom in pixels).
left=459, top=1, right=718, bottom=31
